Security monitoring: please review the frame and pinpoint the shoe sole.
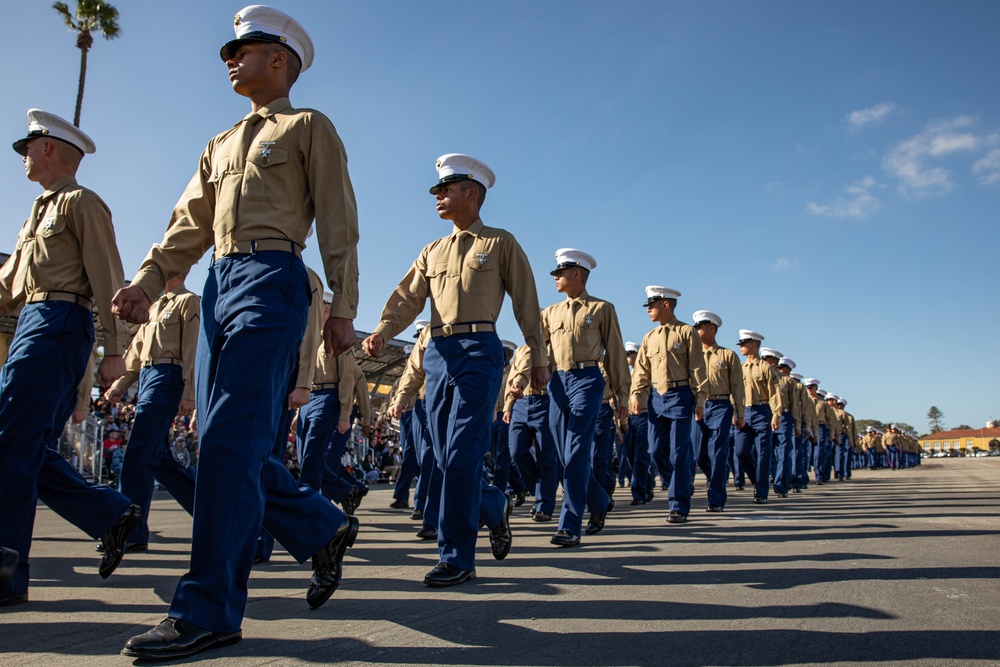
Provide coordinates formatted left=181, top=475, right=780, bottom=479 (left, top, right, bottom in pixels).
left=121, top=631, right=242, bottom=659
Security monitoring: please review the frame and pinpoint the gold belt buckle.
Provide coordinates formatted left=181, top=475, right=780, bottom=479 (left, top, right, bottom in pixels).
left=441, top=323, right=453, bottom=337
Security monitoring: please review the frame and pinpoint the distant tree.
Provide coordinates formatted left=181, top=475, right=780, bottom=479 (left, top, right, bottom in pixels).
left=953, top=424, right=973, bottom=431
left=52, top=0, right=121, bottom=127
left=895, top=422, right=918, bottom=437
left=927, top=406, right=944, bottom=433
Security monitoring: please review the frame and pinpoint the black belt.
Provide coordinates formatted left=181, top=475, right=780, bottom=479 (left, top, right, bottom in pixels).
left=709, top=394, right=730, bottom=400
left=215, top=238, right=303, bottom=261
left=750, top=400, right=769, bottom=406
left=26, top=291, right=92, bottom=311
left=142, top=357, right=182, bottom=368
left=430, top=322, right=496, bottom=337
left=668, top=379, right=689, bottom=387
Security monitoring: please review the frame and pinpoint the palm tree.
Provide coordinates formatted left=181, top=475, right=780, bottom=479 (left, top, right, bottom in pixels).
left=52, top=1, right=121, bottom=127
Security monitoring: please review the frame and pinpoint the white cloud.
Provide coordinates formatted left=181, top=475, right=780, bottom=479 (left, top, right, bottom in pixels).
left=882, top=116, right=981, bottom=196
left=772, top=258, right=796, bottom=271
left=972, top=148, right=1000, bottom=185
left=807, top=176, right=882, bottom=219
left=847, top=102, right=896, bottom=128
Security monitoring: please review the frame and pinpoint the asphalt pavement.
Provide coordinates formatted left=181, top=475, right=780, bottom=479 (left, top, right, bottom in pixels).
left=1, top=457, right=998, bottom=667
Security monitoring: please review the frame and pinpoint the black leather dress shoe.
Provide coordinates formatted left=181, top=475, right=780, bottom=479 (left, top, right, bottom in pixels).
left=666, top=511, right=688, bottom=524
left=775, top=492, right=788, bottom=498
left=423, top=562, right=475, bottom=587
left=307, top=515, right=360, bottom=610
left=416, top=525, right=437, bottom=540
left=706, top=505, right=724, bottom=513
left=0, top=547, right=18, bottom=593
left=99, top=505, right=141, bottom=579
left=341, top=488, right=358, bottom=516
left=584, top=498, right=614, bottom=535
left=550, top=530, right=580, bottom=547
left=512, top=490, right=526, bottom=507
left=753, top=496, right=768, bottom=504
left=489, top=496, right=512, bottom=560
left=96, top=541, right=147, bottom=554
left=630, top=498, right=646, bottom=506
left=531, top=512, right=551, bottom=523
left=410, top=508, right=423, bottom=521
left=121, top=617, right=242, bottom=660
left=389, top=499, right=410, bottom=509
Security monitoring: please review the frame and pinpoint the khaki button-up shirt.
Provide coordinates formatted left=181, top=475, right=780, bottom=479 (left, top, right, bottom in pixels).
left=541, top=289, right=629, bottom=408
left=777, top=374, right=802, bottom=427
left=702, top=344, right=745, bottom=421
left=504, top=343, right=555, bottom=412
left=111, top=286, right=201, bottom=401
left=0, top=176, right=129, bottom=355
left=130, top=98, right=359, bottom=320
left=797, top=382, right=816, bottom=436
left=742, top=357, right=782, bottom=413
left=630, top=316, right=709, bottom=410
left=373, top=219, right=546, bottom=367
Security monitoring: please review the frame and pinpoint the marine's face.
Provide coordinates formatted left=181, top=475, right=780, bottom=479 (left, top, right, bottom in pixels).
left=22, top=137, right=45, bottom=182
left=226, top=42, right=272, bottom=95
left=552, top=268, right=579, bottom=294
left=434, top=182, right=474, bottom=220
left=646, top=299, right=670, bottom=323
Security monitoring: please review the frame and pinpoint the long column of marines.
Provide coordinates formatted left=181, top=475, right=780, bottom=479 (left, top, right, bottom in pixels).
left=0, top=3, right=920, bottom=662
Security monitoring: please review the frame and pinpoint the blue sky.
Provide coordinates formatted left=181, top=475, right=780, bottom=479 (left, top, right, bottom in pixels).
left=3, top=1, right=998, bottom=433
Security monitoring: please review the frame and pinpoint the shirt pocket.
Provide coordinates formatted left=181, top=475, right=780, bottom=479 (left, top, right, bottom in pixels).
left=426, top=261, right=449, bottom=292
left=242, top=145, right=289, bottom=202
left=38, top=215, right=67, bottom=238
left=463, top=240, right=496, bottom=295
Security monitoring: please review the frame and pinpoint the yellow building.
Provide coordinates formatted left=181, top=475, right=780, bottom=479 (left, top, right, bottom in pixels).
left=919, top=428, right=1000, bottom=456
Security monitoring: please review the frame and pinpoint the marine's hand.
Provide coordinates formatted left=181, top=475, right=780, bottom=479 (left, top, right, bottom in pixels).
left=362, top=333, right=385, bottom=358
left=324, top=317, right=357, bottom=358
left=287, top=387, right=311, bottom=410
left=97, top=355, right=126, bottom=387
left=112, top=286, right=151, bottom=324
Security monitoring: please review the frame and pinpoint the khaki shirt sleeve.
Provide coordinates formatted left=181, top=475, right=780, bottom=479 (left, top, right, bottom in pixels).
left=394, top=331, right=428, bottom=407
left=600, top=304, right=630, bottom=408
left=630, top=331, right=653, bottom=406
left=73, top=192, right=129, bottom=356
left=766, top=365, right=781, bottom=414
left=307, top=119, right=359, bottom=320
left=501, top=239, right=546, bottom=368
left=179, top=293, right=200, bottom=401
left=296, top=269, right=325, bottom=389
left=336, top=354, right=355, bottom=422
left=111, top=331, right=144, bottom=394
left=76, top=348, right=96, bottom=413
left=373, top=247, right=431, bottom=342
left=353, top=363, right=371, bottom=424
left=728, top=351, right=746, bottom=421
left=132, top=149, right=217, bottom=303
left=0, top=232, right=27, bottom=318
left=686, top=327, right=708, bottom=410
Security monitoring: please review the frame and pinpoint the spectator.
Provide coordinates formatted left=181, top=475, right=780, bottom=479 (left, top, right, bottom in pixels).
left=171, top=437, right=191, bottom=469
left=361, top=453, right=380, bottom=484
